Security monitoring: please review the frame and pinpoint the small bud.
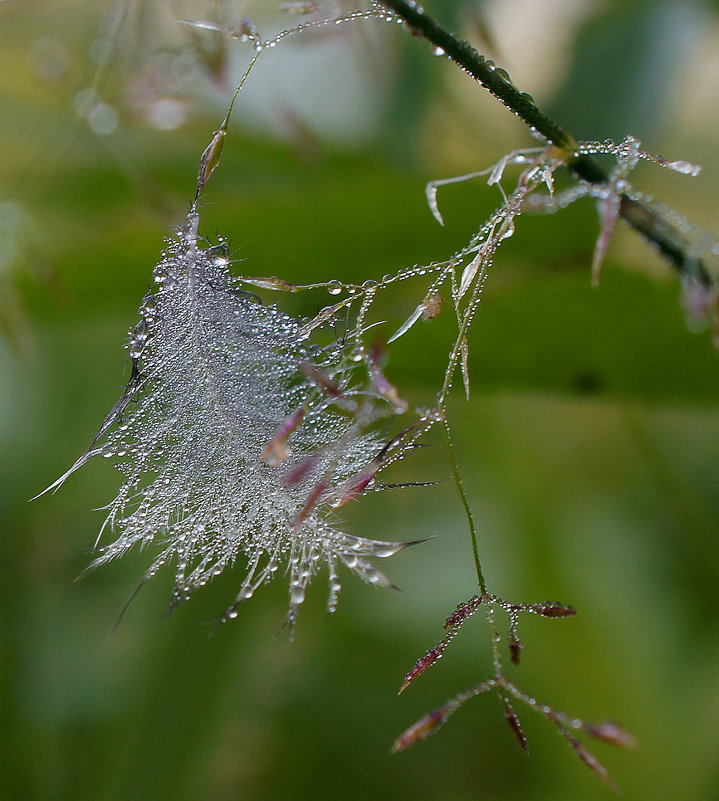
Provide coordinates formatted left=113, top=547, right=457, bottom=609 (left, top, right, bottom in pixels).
left=293, top=477, right=328, bottom=532
left=503, top=697, right=529, bottom=752
left=331, top=464, right=379, bottom=509
left=261, top=405, right=306, bottom=466
left=591, top=194, right=620, bottom=287
left=283, top=455, right=317, bottom=488
left=460, top=336, right=470, bottom=400
left=586, top=721, right=637, bottom=749
left=569, top=738, right=617, bottom=791
left=300, top=362, right=344, bottom=399
left=664, top=159, right=701, bottom=177
left=399, top=646, right=444, bottom=694
left=178, top=18, right=222, bottom=32
left=444, top=595, right=482, bottom=629
left=391, top=706, right=449, bottom=753
left=399, top=628, right=458, bottom=694
left=458, top=250, right=484, bottom=300
left=533, top=602, right=577, bottom=618
left=279, top=1, right=319, bottom=13
left=240, top=276, right=298, bottom=292
left=297, top=298, right=352, bottom=338
left=230, top=17, right=259, bottom=42
left=368, top=343, right=407, bottom=412
left=196, top=129, right=226, bottom=195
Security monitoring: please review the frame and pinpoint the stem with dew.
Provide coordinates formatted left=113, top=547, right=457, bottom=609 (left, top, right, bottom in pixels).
left=380, top=0, right=713, bottom=286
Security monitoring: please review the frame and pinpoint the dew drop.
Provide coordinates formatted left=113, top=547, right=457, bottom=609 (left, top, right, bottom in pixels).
left=290, top=584, right=306, bottom=605
left=327, top=280, right=342, bottom=296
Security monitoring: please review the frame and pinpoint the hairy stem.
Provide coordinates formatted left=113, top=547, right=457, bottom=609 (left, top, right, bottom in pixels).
left=381, top=0, right=713, bottom=285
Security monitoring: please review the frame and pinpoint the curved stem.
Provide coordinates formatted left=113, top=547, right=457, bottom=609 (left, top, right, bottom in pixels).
left=381, top=0, right=713, bottom=286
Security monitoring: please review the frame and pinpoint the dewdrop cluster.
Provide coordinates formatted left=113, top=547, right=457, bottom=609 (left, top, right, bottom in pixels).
left=46, top=213, right=423, bottom=629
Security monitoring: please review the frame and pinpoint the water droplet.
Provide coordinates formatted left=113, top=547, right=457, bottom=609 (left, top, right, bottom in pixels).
left=129, top=341, right=144, bottom=358
left=87, top=102, right=118, bottom=136
left=327, top=280, right=342, bottom=295
left=431, top=46, right=445, bottom=57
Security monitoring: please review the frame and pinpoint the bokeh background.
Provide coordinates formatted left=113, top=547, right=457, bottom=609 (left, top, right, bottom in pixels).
left=2, top=1, right=719, bottom=799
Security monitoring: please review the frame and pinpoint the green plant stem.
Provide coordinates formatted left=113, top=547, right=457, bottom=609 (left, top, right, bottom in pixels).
left=441, top=413, right=487, bottom=594
left=381, top=0, right=712, bottom=286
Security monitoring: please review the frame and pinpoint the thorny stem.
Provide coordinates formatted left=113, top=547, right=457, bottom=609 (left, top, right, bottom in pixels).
left=380, top=0, right=713, bottom=286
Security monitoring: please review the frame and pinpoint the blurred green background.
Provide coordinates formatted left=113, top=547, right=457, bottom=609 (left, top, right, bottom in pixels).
left=2, top=1, right=719, bottom=800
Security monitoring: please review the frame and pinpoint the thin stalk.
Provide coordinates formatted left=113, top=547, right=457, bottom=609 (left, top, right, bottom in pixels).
left=441, top=413, right=487, bottom=594
left=381, top=0, right=713, bottom=286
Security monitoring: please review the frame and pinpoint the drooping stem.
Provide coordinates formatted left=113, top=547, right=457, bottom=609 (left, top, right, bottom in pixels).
left=380, top=0, right=713, bottom=286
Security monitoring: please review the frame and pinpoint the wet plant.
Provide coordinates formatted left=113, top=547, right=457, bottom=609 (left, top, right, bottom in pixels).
left=37, top=0, right=719, bottom=789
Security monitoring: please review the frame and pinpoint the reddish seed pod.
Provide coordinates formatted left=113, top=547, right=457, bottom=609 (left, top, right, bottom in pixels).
left=399, top=647, right=443, bottom=694
left=293, top=477, right=328, bottom=532
left=508, top=638, right=523, bottom=665
left=534, top=602, right=577, bottom=618
left=569, top=739, right=616, bottom=790
left=331, top=464, right=379, bottom=509
left=283, top=455, right=317, bottom=488
left=502, top=697, right=529, bottom=752
left=586, top=721, right=637, bottom=749
left=391, top=707, right=447, bottom=752
left=300, top=362, right=344, bottom=399
left=444, top=595, right=482, bottom=629
left=261, top=405, right=307, bottom=466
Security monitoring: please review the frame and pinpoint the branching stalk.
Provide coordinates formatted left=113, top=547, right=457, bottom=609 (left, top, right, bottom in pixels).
left=380, top=0, right=713, bottom=285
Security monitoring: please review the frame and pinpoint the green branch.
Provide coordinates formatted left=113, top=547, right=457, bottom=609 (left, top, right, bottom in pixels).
left=381, top=0, right=713, bottom=286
